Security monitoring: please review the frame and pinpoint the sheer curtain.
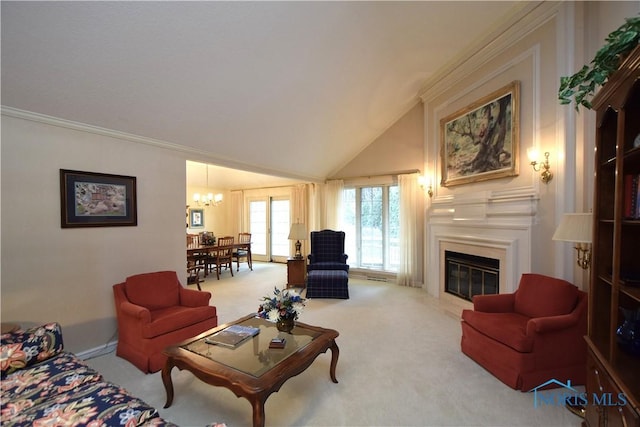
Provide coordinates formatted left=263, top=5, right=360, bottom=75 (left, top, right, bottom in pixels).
left=229, top=190, right=244, bottom=237
left=290, top=184, right=308, bottom=255
left=324, top=180, right=343, bottom=230
left=396, top=173, right=421, bottom=287
left=308, top=183, right=321, bottom=232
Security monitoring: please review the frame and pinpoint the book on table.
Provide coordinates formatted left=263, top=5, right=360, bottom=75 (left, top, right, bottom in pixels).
left=269, top=337, right=286, bottom=349
left=204, top=324, right=260, bottom=348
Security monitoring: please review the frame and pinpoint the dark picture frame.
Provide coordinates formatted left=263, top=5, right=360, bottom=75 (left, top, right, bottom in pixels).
left=190, top=208, right=204, bottom=228
left=60, top=169, right=137, bottom=228
left=440, top=81, right=520, bottom=187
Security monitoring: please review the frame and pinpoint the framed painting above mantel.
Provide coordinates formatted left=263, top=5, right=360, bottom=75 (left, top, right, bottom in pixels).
left=440, top=81, right=520, bottom=187
left=60, top=169, right=137, bottom=228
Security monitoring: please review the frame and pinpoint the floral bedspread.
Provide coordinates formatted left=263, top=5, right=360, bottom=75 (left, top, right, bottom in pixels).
left=1, top=323, right=176, bottom=427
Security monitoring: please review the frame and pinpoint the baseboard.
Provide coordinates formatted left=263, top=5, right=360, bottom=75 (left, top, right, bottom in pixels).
left=349, top=269, right=396, bottom=282
left=76, top=340, right=118, bottom=360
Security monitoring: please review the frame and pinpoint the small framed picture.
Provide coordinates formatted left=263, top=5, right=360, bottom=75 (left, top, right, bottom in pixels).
left=60, top=169, right=137, bottom=228
left=190, top=209, right=204, bottom=228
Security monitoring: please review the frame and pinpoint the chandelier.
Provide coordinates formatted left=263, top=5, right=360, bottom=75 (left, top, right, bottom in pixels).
left=192, top=163, right=223, bottom=207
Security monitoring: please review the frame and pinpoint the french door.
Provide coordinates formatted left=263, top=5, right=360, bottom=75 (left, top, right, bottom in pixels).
left=248, top=197, right=290, bottom=263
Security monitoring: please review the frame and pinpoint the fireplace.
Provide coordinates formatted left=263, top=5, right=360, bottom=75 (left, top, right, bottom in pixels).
left=427, top=188, right=538, bottom=310
left=444, top=250, right=499, bottom=302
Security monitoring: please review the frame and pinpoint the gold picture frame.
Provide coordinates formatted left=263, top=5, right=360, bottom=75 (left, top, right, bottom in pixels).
left=440, top=81, right=519, bottom=187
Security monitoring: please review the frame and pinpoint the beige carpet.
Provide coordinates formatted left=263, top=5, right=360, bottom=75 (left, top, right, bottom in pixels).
left=84, top=262, right=583, bottom=427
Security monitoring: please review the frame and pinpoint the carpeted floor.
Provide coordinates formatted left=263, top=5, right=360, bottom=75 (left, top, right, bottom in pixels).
left=84, top=262, right=583, bottom=427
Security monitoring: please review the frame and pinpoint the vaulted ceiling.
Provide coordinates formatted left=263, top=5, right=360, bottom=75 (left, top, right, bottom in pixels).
left=2, top=1, right=528, bottom=189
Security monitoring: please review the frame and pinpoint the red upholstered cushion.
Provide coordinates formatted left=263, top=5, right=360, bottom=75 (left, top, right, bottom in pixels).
left=125, top=271, right=180, bottom=310
left=143, top=305, right=218, bottom=338
left=462, top=310, right=533, bottom=352
left=514, top=274, right=578, bottom=318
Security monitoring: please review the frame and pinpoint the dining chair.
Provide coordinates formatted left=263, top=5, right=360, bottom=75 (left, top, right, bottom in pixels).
left=187, top=233, right=208, bottom=272
left=232, top=232, right=252, bottom=271
left=209, top=236, right=235, bottom=280
left=186, top=259, right=202, bottom=290
left=186, top=234, right=200, bottom=248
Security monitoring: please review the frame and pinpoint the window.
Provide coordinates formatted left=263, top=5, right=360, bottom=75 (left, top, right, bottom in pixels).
left=342, top=185, right=399, bottom=272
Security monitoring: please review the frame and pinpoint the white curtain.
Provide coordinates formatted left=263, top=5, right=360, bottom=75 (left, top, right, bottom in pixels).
left=324, top=180, right=343, bottom=230
left=290, top=184, right=308, bottom=255
left=396, top=173, right=421, bottom=287
left=230, top=190, right=244, bottom=237
left=308, top=183, right=321, bottom=232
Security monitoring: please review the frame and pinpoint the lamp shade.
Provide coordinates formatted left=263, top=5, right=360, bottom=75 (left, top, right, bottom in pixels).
left=552, top=213, right=593, bottom=243
left=288, top=223, right=308, bottom=240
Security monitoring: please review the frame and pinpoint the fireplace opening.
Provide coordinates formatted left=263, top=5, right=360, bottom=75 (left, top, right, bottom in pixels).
left=445, top=250, right=499, bottom=302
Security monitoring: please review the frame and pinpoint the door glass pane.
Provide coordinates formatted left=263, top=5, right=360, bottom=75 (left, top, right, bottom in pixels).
left=249, top=200, right=267, bottom=255
left=361, top=187, right=383, bottom=268
left=271, top=199, right=290, bottom=258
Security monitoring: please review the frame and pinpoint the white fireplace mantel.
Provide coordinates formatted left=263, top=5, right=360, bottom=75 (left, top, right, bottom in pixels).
left=426, top=187, right=539, bottom=309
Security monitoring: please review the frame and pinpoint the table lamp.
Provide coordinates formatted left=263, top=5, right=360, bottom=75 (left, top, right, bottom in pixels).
left=552, top=213, right=593, bottom=270
left=288, top=223, right=308, bottom=260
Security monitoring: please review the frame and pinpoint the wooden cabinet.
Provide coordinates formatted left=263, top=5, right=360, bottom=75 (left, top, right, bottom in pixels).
left=585, top=45, right=640, bottom=427
left=287, top=258, right=307, bottom=288
left=586, top=342, right=640, bottom=427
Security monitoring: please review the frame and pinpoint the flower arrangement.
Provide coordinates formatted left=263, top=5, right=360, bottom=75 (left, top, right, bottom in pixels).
left=200, top=232, right=216, bottom=245
left=257, top=287, right=306, bottom=322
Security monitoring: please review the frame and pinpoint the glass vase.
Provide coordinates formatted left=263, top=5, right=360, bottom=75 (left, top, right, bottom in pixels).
left=616, top=308, right=640, bottom=357
left=276, top=317, right=295, bottom=333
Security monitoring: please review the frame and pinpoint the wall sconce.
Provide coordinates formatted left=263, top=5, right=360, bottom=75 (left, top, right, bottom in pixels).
left=552, top=213, right=592, bottom=270
left=418, top=175, right=433, bottom=198
left=527, top=148, right=553, bottom=184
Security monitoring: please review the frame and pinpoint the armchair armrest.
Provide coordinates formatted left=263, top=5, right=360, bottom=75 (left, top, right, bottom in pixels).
left=472, top=293, right=515, bottom=313
left=527, top=291, right=587, bottom=334
left=340, top=254, right=348, bottom=263
left=526, top=312, right=581, bottom=334
left=179, top=287, right=211, bottom=307
left=118, top=300, right=151, bottom=323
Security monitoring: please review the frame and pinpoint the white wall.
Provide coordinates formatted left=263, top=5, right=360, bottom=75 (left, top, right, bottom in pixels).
left=420, top=2, right=639, bottom=292
left=1, top=113, right=188, bottom=353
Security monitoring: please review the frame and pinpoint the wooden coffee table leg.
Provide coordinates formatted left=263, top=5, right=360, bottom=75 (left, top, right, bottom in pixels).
left=162, top=358, right=175, bottom=408
left=329, top=339, right=339, bottom=383
left=250, top=397, right=266, bottom=427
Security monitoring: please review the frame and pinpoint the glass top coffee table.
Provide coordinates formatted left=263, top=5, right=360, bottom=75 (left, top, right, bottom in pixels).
left=162, top=314, right=340, bottom=427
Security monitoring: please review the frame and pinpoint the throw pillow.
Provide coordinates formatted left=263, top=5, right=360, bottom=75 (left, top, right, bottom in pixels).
left=0, top=322, right=64, bottom=377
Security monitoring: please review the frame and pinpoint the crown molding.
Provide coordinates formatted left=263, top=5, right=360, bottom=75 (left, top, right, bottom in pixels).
left=1, top=105, right=322, bottom=183
left=1, top=105, right=197, bottom=154
left=419, top=1, right=561, bottom=103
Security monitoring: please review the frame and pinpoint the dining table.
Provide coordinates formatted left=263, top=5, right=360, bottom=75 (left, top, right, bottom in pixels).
left=187, top=242, right=252, bottom=277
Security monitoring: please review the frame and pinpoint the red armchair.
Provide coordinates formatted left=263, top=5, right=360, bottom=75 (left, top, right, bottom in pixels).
left=113, top=271, right=218, bottom=373
left=460, top=273, right=587, bottom=391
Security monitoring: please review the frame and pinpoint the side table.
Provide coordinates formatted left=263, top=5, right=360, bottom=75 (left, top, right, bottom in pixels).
left=287, top=258, right=307, bottom=288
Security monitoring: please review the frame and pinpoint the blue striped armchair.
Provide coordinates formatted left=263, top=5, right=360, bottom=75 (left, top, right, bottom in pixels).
left=307, top=229, right=349, bottom=272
